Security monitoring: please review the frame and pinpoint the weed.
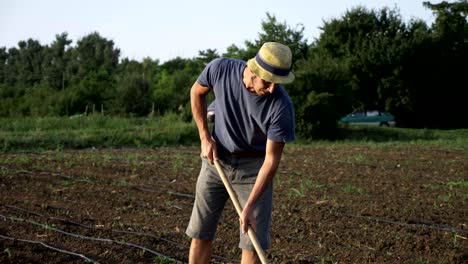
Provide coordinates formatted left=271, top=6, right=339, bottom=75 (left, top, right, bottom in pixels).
left=320, top=256, right=338, bottom=264
left=171, top=153, right=184, bottom=171
left=3, top=248, right=11, bottom=258
left=447, top=181, right=468, bottom=188
left=342, top=184, right=363, bottom=194
left=451, top=231, right=460, bottom=248
left=15, top=155, right=32, bottom=166
left=118, top=179, right=129, bottom=187
left=288, top=188, right=305, bottom=198
left=127, top=153, right=139, bottom=166
left=275, top=172, right=283, bottom=187
left=425, top=180, right=468, bottom=190
left=0, top=166, right=8, bottom=176
left=149, top=210, right=160, bottom=216
left=60, top=180, right=74, bottom=187
left=416, top=256, right=430, bottom=263
left=303, top=178, right=325, bottom=190
left=438, top=194, right=452, bottom=202
left=423, top=183, right=442, bottom=190
left=153, top=256, right=176, bottom=263
left=288, top=178, right=326, bottom=198
left=353, top=153, right=367, bottom=162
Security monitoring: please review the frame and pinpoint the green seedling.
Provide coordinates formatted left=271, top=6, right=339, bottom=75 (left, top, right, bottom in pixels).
left=275, top=172, right=283, bottom=187
left=353, top=153, right=367, bottom=162
left=342, top=184, right=363, bottom=194
left=447, top=181, right=468, bottom=188
left=171, top=153, right=184, bottom=171
left=3, top=248, right=12, bottom=258
left=438, top=194, right=452, bottom=202
left=153, top=256, right=175, bottom=264
left=288, top=188, right=305, bottom=198
left=149, top=210, right=160, bottom=216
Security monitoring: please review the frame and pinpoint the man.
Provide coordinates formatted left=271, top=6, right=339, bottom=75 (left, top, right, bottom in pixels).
left=186, top=42, right=296, bottom=264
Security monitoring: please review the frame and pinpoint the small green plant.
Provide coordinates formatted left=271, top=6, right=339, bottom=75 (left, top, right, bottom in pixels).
left=171, top=153, right=184, bottom=171
left=288, top=188, right=305, bottom=198
left=416, top=256, right=430, bottom=263
left=320, top=256, right=338, bottom=264
left=438, top=194, right=452, bottom=202
left=303, top=178, right=325, bottom=190
left=149, top=210, right=160, bottom=216
left=353, top=153, right=367, bottom=162
left=3, top=248, right=12, bottom=258
left=422, top=183, right=442, bottom=190
left=451, top=231, right=460, bottom=248
left=447, top=181, right=468, bottom=188
left=60, top=180, right=74, bottom=187
left=275, top=172, right=283, bottom=187
left=153, top=256, right=176, bottom=263
left=342, top=184, right=363, bottom=194
left=118, top=179, right=129, bottom=187
left=288, top=179, right=325, bottom=198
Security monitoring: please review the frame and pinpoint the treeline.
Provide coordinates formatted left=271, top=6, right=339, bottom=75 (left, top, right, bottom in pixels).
left=0, top=1, right=466, bottom=138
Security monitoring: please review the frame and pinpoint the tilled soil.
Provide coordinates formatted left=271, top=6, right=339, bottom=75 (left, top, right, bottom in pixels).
left=0, top=145, right=467, bottom=263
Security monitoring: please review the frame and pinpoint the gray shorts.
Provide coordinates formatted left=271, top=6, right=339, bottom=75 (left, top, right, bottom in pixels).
left=185, top=155, right=273, bottom=251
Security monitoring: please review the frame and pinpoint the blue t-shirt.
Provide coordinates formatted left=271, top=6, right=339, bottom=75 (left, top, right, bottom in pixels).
left=198, top=58, right=295, bottom=153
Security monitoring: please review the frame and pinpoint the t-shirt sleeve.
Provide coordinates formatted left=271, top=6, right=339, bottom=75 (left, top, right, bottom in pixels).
left=267, top=101, right=296, bottom=143
left=197, top=58, right=224, bottom=88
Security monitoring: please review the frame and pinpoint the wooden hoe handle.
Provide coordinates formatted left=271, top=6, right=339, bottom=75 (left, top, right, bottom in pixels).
left=214, top=160, right=269, bottom=264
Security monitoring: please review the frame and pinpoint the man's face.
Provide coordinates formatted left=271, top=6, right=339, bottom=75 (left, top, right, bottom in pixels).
left=245, top=69, right=276, bottom=96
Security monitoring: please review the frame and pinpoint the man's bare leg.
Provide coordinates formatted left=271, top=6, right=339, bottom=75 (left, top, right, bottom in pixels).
left=241, top=249, right=260, bottom=264
left=189, top=238, right=212, bottom=264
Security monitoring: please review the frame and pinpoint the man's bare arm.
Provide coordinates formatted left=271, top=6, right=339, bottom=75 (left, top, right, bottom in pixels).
left=240, top=139, right=285, bottom=233
left=190, top=81, right=217, bottom=163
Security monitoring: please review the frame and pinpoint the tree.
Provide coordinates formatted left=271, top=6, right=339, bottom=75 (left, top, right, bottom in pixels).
left=66, top=32, right=121, bottom=114
left=68, top=32, right=120, bottom=82
left=14, top=39, right=45, bottom=87
left=115, top=74, right=152, bottom=116
left=0, top=47, right=7, bottom=84
left=417, top=0, right=468, bottom=128
left=291, top=46, right=353, bottom=138
left=42, top=33, right=72, bottom=90
left=223, top=13, right=309, bottom=67
left=152, top=57, right=200, bottom=114
left=196, top=49, right=220, bottom=65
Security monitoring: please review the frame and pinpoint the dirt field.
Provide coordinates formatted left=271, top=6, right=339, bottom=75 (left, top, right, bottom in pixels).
left=0, top=145, right=467, bottom=263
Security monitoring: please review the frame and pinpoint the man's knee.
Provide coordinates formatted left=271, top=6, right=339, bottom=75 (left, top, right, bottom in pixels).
left=241, top=249, right=260, bottom=264
left=189, top=239, right=213, bottom=264
left=191, top=238, right=212, bottom=248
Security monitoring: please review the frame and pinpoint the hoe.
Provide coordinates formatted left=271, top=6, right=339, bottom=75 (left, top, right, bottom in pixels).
left=214, top=160, right=268, bottom=264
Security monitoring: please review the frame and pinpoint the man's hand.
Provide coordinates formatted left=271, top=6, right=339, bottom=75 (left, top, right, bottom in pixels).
left=200, top=137, right=217, bottom=165
left=240, top=204, right=256, bottom=234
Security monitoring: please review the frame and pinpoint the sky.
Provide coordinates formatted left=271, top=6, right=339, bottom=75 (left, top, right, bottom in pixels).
left=0, top=0, right=446, bottom=62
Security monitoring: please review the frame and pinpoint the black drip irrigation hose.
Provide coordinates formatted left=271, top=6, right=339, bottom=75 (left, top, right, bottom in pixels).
left=0, top=214, right=184, bottom=263
left=330, top=209, right=468, bottom=235
left=0, top=234, right=100, bottom=263
left=1, top=204, right=239, bottom=263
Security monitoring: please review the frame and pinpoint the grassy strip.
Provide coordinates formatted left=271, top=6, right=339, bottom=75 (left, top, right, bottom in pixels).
left=1, top=116, right=467, bottom=151
left=1, top=114, right=199, bottom=151
left=295, top=126, right=468, bottom=150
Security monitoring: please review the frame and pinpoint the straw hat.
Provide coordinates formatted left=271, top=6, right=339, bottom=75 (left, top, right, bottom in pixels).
left=247, top=42, right=295, bottom=84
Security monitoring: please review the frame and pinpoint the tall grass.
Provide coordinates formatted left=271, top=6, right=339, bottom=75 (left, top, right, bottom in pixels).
left=0, top=114, right=199, bottom=151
